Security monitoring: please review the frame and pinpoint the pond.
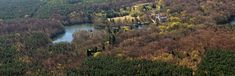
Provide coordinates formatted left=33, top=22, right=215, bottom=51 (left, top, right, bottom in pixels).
left=230, top=18, right=235, bottom=25
left=53, top=24, right=94, bottom=43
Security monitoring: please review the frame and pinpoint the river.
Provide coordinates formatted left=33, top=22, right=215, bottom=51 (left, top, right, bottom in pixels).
left=53, top=24, right=94, bottom=43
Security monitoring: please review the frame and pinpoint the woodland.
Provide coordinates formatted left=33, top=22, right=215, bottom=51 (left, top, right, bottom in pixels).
left=0, top=0, right=235, bottom=75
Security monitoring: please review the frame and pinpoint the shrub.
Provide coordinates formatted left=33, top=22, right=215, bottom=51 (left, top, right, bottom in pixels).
left=0, top=61, right=29, bottom=76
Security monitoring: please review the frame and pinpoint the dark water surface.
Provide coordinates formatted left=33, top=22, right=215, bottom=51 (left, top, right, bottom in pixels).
left=53, top=24, right=94, bottom=43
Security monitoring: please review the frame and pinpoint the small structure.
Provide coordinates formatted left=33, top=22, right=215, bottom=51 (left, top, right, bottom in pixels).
left=156, top=13, right=167, bottom=23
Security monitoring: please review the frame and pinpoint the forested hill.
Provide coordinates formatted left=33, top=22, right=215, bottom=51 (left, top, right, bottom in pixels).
left=0, top=0, right=43, bottom=19
left=0, top=0, right=154, bottom=20
left=0, top=0, right=235, bottom=75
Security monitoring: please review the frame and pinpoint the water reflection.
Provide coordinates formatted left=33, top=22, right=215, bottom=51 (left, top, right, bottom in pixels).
left=53, top=24, right=94, bottom=43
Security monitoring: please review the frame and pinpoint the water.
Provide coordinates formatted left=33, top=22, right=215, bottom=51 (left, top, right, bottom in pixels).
left=53, top=24, right=94, bottom=43
left=230, top=19, right=235, bottom=25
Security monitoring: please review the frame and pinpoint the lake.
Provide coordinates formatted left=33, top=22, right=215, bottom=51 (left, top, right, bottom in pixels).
left=53, top=24, right=94, bottom=43
left=231, top=18, right=235, bottom=25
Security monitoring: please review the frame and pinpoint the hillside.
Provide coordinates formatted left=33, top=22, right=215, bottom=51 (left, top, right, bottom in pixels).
left=0, top=0, right=153, bottom=19
left=0, top=0, right=235, bottom=75
left=0, top=0, right=44, bottom=19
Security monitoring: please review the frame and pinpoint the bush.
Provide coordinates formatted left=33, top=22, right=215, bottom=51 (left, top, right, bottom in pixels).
left=0, top=61, right=29, bottom=76
left=48, top=42, right=73, bottom=54
left=0, top=32, right=51, bottom=51
left=0, top=39, right=29, bottom=75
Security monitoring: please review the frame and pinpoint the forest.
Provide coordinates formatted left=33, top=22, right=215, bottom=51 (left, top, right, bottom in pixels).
left=0, top=0, right=235, bottom=75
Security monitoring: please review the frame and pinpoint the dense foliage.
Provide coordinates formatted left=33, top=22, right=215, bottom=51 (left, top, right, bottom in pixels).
left=35, top=0, right=154, bottom=19
left=77, top=56, right=192, bottom=76
left=0, top=32, right=50, bottom=75
left=0, top=0, right=44, bottom=19
left=196, top=49, right=235, bottom=76
left=0, top=33, right=85, bottom=75
left=0, top=0, right=235, bottom=75
left=0, top=18, right=65, bottom=38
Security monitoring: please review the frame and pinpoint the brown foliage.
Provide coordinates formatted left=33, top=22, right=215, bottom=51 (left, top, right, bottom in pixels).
left=72, top=30, right=108, bottom=51
left=165, top=0, right=235, bottom=24
left=179, top=28, right=235, bottom=51
left=0, top=18, right=64, bottom=37
left=104, top=25, right=235, bottom=69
